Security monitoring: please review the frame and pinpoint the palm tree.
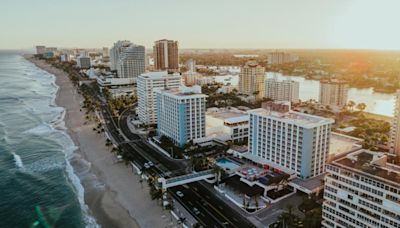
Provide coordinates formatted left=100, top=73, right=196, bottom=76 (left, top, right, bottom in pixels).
left=356, top=102, right=367, bottom=112
left=347, top=100, right=356, bottom=112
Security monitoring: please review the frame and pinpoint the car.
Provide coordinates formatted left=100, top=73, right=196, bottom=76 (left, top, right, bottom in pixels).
left=176, top=191, right=184, bottom=198
left=192, top=207, right=200, bottom=215
left=144, top=163, right=150, bottom=169
left=148, top=161, right=154, bottom=166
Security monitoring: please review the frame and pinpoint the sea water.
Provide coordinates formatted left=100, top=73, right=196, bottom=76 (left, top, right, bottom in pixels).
left=0, top=52, right=97, bottom=227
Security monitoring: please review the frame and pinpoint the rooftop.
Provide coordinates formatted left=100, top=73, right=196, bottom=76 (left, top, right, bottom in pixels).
left=333, top=149, right=400, bottom=185
left=206, top=108, right=249, bottom=124
left=139, top=71, right=181, bottom=79
left=248, top=108, right=334, bottom=128
left=155, top=85, right=207, bottom=98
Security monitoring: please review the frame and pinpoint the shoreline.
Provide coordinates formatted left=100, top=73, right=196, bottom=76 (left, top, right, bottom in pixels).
left=25, top=55, right=171, bottom=228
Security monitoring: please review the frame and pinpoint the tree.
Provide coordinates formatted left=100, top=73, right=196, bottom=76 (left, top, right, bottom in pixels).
left=356, top=102, right=367, bottom=112
left=347, top=100, right=356, bottom=112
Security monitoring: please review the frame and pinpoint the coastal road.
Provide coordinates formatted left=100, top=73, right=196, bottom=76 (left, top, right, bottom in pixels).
left=117, top=106, right=256, bottom=228
left=85, top=83, right=255, bottom=227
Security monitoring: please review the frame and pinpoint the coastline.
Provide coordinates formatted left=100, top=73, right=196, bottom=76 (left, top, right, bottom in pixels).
left=25, top=55, right=171, bottom=228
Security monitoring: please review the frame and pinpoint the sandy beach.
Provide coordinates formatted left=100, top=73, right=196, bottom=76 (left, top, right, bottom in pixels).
left=26, top=56, right=173, bottom=228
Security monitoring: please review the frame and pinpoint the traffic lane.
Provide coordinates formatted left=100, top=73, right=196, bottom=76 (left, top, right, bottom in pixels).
left=190, top=182, right=256, bottom=228
left=170, top=186, right=224, bottom=228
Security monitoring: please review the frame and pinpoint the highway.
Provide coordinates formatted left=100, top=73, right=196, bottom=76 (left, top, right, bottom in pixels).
left=88, top=83, right=255, bottom=227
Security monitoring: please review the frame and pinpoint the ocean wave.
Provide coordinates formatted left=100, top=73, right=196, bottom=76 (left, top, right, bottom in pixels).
left=22, top=123, right=54, bottom=136
left=25, top=57, right=100, bottom=227
left=12, top=153, right=24, bottom=169
left=24, top=156, right=65, bottom=173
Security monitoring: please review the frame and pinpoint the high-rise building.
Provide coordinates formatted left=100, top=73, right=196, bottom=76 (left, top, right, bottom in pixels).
left=110, top=40, right=133, bottom=71
left=267, top=51, right=298, bottom=65
left=36, top=46, right=46, bottom=55
left=156, top=86, right=207, bottom=147
left=248, top=101, right=334, bottom=179
left=185, top=59, right=196, bottom=72
left=153, top=39, right=179, bottom=72
left=117, top=45, right=145, bottom=79
left=77, top=56, right=91, bottom=69
left=238, top=61, right=265, bottom=99
left=264, top=77, right=300, bottom=102
left=319, top=80, right=348, bottom=108
left=390, top=90, right=400, bottom=156
left=322, top=149, right=400, bottom=228
left=137, top=71, right=182, bottom=125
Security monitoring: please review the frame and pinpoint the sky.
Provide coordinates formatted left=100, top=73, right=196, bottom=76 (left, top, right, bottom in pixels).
left=1, top=0, right=400, bottom=50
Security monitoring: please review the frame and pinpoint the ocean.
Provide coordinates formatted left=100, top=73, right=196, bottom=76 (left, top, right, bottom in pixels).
left=0, top=52, right=96, bottom=228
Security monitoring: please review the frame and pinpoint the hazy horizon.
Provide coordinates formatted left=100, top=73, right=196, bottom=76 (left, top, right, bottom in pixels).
left=1, top=0, right=400, bottom=50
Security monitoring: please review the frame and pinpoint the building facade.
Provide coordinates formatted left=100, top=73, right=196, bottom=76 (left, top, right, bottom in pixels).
left=322, top=150, right=400, bottom=228
left=36, top=46, right=46, bottom=55
left=137, top=71, right=182, bottom=125
left=238, top=61, right=265, bottom=99
left=117, top=45, right=145, bottom=79
left=156, top=86, right=207, bottom=147
left=77, top=56, right=91, bottom=69
left=267, top=51, right=298, bottom=65
left=248, top=101, right=334, bottom=179
left=264, top=78, right=300, bottom=102
left=390, top=90, right=400, bottom=156
left=206, top=108, right=249, bottom=143
left=109, top=40, right=133, bottom=71
left=153, top=39, right=179, bottom=72
left=319, top=80, right=348, bottom=108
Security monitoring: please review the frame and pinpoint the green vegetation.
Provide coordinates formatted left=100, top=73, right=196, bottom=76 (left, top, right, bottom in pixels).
left=202, top=84, right=270, bottom=109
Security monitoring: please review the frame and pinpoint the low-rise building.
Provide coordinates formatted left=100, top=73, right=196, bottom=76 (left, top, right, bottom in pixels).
left=206, top=107, right=249, bottom=143
left=97, top=76, right=136, bottom=97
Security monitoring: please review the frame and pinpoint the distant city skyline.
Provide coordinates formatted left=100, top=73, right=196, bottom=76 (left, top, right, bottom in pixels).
left=1, top=0, right=400, bottom=50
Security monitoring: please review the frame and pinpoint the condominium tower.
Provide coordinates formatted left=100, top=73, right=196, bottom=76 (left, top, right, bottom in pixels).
left=238, top=61, right=265, bottom=99
left=264, top=77, right=300, bottom=102
left=156, top=86, right=207, bottom=147
left=153, top=39, right=179, bottom=72
left=117, top=45, right=145, bottom=79
left=109, top=40, right=132, bottom=71
left=267, top=51, right=299, bottom=65
left=322, top=150, right=400, bottom=228
left=319, top=80, right=348, bottom=108
left=390, top=90, right=400, bottom=156
left=248, top=101, right=334, bottom=179
left=137, top=72, right=182, bottom=125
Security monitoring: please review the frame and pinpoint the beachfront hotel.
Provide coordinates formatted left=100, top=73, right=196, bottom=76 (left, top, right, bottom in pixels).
left=155, top=86, right=207, bottom=147
left=264, top=77, right=300, bottom=102
left=247, top=101, right=334, bottom=179
left=117, top=44, right=145, bottom=79
left=153, top=39, right=179, bottom=72
left=319, top=80, right=348, bottom=108
left=322, top=149, right=400, bottom=228
left=390, top=90, right=400, bottom=157
left=238, top=61, right=265, bottom=99
left=137, top=71, right=182, bottom=125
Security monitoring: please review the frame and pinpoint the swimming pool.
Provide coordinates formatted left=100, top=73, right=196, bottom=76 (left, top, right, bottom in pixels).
left=216, top=158, right=240, bottom=171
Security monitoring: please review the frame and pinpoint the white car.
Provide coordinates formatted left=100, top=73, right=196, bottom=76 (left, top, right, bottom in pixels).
left=193, top=207, right=200, bottom=215
left=176, top=191, right=184, bottom=198
left=144, top=163, right=150, bottom=169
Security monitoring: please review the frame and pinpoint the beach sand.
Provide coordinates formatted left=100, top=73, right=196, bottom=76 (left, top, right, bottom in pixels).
left=26, top=56, right=174, bottom=228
